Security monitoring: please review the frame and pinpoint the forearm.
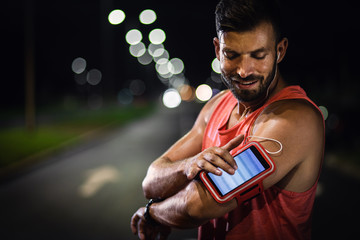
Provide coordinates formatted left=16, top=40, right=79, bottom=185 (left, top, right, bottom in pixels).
left=142, top=156, right=190, bottom=199
left=149, top=180, right=237, bottom=229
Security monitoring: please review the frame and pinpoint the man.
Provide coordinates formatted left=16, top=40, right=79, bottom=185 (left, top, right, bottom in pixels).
left=131, top=0, right=324, bottom=239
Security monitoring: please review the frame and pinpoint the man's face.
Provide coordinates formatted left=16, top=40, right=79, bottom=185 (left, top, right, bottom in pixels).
left=214, top=22, right=279, bottom=103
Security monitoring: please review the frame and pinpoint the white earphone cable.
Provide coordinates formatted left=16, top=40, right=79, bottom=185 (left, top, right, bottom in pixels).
left=247, top=135, right=283, bottom=155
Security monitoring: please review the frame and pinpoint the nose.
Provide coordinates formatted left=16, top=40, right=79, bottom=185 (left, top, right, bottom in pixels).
left=236, top=56, right=254, bottom=79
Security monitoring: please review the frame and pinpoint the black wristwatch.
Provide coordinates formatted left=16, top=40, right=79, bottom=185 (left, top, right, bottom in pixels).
left=144, top=199, right=160, bottom=225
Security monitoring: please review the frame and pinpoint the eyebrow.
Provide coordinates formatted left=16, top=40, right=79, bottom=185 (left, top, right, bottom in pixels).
left=223, top=46, right=268, bottom=55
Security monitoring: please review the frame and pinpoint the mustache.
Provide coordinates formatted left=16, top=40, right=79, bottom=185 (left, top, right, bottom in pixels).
left=228, top=74, right=264, bottom=82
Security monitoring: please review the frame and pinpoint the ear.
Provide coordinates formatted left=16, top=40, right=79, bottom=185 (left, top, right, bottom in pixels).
left=276, top=37, right=288, bottom=63
left=213, top=37, right=221, bottom=60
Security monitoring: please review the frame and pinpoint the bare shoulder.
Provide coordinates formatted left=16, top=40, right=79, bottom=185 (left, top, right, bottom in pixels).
left=255, top=99, right=324, bottom=138
left=196, top=90, right=230, bottom=127
left=253, top=99, right=325, bottom=192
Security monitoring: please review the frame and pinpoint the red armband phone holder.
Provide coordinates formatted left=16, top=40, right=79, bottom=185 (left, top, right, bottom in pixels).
left=199, top=141, right=276, bottom=204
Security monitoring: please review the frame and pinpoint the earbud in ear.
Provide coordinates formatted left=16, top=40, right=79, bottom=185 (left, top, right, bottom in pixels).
left=277, top=52, right=280, bottom=60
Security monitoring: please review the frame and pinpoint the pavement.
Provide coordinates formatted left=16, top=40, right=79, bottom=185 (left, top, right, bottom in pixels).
left=0, top=101, right=359, bottom=240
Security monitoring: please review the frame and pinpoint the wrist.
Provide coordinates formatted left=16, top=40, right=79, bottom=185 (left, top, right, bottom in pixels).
left=144, top=199, right=161, bottom=225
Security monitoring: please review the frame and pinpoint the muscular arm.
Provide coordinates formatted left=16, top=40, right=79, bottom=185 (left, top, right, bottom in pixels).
left=149, top=180, right=237, bottom=228
left=250, top=99, right=324, bottom=192
left=137, top=99, right=324, bottom=229
left=142, top=91, right=235, bottom=199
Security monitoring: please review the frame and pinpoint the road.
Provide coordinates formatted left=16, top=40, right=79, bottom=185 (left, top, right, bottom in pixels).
left=0, top=103, right=200, bottom=240
left=0, top=102, right=359, bottom=240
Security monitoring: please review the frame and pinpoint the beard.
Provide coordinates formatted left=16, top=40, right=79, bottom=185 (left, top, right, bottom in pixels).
left=221, top=60, right=277, bottom=103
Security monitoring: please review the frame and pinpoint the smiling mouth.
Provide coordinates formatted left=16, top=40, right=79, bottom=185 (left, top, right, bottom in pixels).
left=239, top=80, right=257, bottom=85
left=232, top=79, right=258, bottom=88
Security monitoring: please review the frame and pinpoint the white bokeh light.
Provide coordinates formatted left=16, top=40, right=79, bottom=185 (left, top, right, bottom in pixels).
left=129, top=42, right=146, bottom=57
left=211, top=58, right=221, bottom=74
left=148, top=43, right=164, bottom=57
left=87, top=69, right=102, bottom=86
left=108, top=10, right=126, bottom=25
left=196, top=84, right=213, bottom=102
left=71, top=57, right=87, bottom=74
left=139, top=9, right=157, bottom=25
left=126, top=29, right=143, bottom=45
left=137, top=50, right=153, bottom=65
left=169, top=58, right=184, bottom=74
left=153, top=49, right=169, bottom=63
left=162, top=88, right=181, bottom=108
left=149, top=29, right=166, bottom=44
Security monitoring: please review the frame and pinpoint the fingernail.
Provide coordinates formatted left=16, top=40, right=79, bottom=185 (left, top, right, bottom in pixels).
left=216, top=169, right=222, bottom=175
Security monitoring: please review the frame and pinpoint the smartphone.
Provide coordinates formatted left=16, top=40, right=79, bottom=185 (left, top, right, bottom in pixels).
left=199, top=141, right=276, bottom=203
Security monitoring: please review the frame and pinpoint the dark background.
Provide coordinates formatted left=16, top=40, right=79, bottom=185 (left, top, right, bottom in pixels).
left=2, top=0, right=359, bottom=148
left=1, top=0, right=359, bottom=183
left=1, top=0, right=360, bottom=239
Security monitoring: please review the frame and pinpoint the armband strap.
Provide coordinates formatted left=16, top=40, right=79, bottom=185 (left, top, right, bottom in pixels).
left=235, top=182, right=264, bottom=205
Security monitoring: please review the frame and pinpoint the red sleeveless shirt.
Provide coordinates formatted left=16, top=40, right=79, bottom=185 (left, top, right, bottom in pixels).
left=198, top=86, right=324, bottom=240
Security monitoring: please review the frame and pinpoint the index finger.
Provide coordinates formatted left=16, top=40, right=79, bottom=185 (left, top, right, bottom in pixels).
left=222, top=134, right=245, bottom=152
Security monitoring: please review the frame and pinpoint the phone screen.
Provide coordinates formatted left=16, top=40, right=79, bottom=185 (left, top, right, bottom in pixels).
left=207, top=146, right=270, bottom=196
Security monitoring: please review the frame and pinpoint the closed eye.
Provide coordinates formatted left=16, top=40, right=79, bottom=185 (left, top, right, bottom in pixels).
left=223, top=50, right=239, bottom=60
left=251, top=53, right=267, bottom=60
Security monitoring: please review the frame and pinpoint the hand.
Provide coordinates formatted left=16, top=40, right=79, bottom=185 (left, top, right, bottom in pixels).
left=184, top=134, right=244, bottom=180
left=131, top=207, right=171, bottom=240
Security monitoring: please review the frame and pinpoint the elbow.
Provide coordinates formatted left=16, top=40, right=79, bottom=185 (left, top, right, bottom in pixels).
left=142, top=177, right=154, bottom=199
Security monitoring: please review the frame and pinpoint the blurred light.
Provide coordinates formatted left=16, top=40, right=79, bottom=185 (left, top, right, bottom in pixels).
left=129, top=79, right=146, bottom=96
left=319, top=106, right=329, bottom=121
left=169, top=58, right=184, bottom=74
left=72, top=57, right=87, bottom=74
left=137, top=50, right=153, bottom=65
left=139, top=9, right=157, bottom=25
left=148, top=43, right=164, bottom=57
left=149, top=28, right=166, bottom=44
left=156, top=58, right=172, bottom=78
left=153, top=49, right=169, bottom=63
left=108, top=9, right=126, bottom=25
left=126, top=29, right=142, bottom=45
left=170, top=74, right=186, bottom=89
left=212, top=58, right=221, bottom=74
left=162, top=88, right=181, bottom=108
left=179, top=85, right=195, bottom=101
left=157, top=74, right=170, bottom=85
left=129, top=42, right=146, bottom=57
left=196, top=84, right=213, bottom=102
left=118, top=89, right=133, bottom=105
left=87, top=69, right=102, bottom=86
left=79, top=165, right=120, bottom=198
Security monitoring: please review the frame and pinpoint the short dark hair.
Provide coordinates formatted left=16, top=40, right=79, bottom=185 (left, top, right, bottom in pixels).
left=215, top=0, right=282, bottom=43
